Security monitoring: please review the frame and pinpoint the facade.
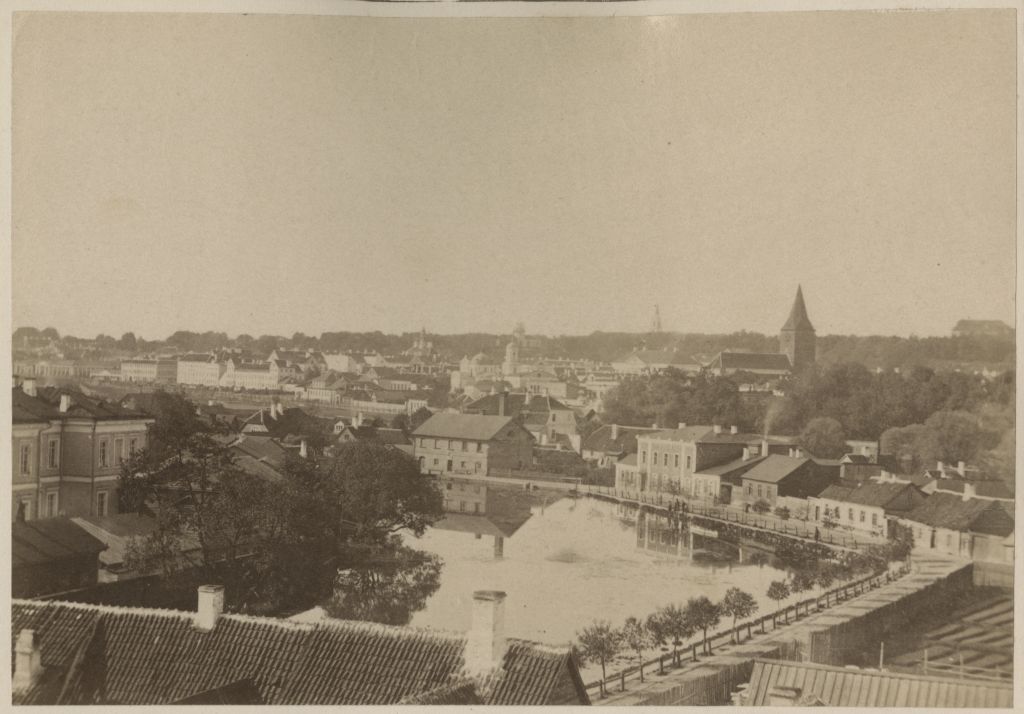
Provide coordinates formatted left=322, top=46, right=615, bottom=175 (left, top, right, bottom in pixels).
left=119, top=359, right=177, bottom=384
left=176, top=354, right=226, bottom=387
left=12, top=380, right=154, bottom=521
left=778, top=285, right=816, bottom=373
left=413, top=413, right=535, bottom=476
left=219, top=359, right=281, bottom=391
left=809, top=481, right=926, bottom=537
left=738, top=456, right=832, bottom=511
left=897, top=492, right=1015, bottom=561
left=463, top=391, right=578, bottom=444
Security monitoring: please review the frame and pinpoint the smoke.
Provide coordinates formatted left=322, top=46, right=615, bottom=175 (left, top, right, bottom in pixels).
left=762, top=397, right=785, bottom=438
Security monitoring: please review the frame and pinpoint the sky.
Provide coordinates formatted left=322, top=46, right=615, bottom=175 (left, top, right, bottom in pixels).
left=11, top=10, right=1017, bottom=341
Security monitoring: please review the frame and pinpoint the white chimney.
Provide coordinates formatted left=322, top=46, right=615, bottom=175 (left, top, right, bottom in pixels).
left=59, top=394, right=71, bottom=413
left=713, top=424, right=722, bottom=434
left=742, top=446, right=751, bottom=461
left=195, top=584, right=225, bottom=631
left=611, top=424, right=620, bottom=440
left=277, top=401, right=285, bottom=417
left=300, top=439, right=308, bottom=459
left=937, top=460, right=944, bottom=473
left=23, top=378, right=37, bottom=397
left=465, top=590, right=507, bottom=678
left=730, top=425, right=739, bottom=434
left=957, top=461, right=967, bottom=476
left=13, top=629, right=43, bottom=692
left=962, top=482, right=976, bottom=501
left=651, top=422, right=658, bottom=429
left=678, top=422, right=686, bottom=429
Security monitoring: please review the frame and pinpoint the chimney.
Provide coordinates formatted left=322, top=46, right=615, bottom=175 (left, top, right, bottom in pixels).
left=355, top=412, right=363, bottom=427
left=277, top=401, right=285, bottom=417
left=300, top=439, right=308, bottom=459
left=742, top=446, right=751, bottom=461
left=936, top=460, right=944, bottom=474
left=651, top=422, right=658, bottom=429
left=713, top=424, right=722, bottom=434
left=611, top=424, right=620, bottom=440
left=22, top=378, right=37, bottom=397
left=59, top=393, right=71, bottom=413
left=957, top=461, right=967, bottom=477
left=497, top=391, right=507, bottom=417
left=465, top=590, right=507, bottom=678
left=762, top=439, right=770, bottom=457
left=195, top=584, right=225, bottom=632
left=767, top=686, right=803, bottom=707
left=962, top=482, right=976, bottom=501
left=13, top=629, right=43, bottom=692
left=730, top=425, right=739, bottom=434
left=678, top=422, right=686, bottom=429
left=267, top=401, right=277, bottom=420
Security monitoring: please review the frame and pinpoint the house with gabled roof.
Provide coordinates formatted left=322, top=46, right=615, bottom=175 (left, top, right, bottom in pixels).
left=897, top=492, right=1015, bottom=561
left=10, top=588, right=589, bottom=706
left=413, top=414, right=534, bottom=476
left=13, top=518, right=107, bottom=598
left=809, top=481, right=926, bottom=537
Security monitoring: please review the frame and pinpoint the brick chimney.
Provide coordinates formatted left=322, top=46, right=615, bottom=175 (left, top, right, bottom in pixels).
left=730, top=425, right=739, bottom=434
left=611, top=424, right=619, bottom=440
left=464, top=590, right=507, bottom=678
left=195, top=584, right=225, bottom=632
left=13, top=629, right=43, bottom=692
left=957, top=461, right=967, bottom=477
left=59, top=393, right=71, bottom=413
left=22, top=378, right=37, bottom=397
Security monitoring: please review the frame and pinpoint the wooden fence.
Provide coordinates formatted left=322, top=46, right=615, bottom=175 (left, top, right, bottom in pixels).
left=584, top=565, right=909, bottom=700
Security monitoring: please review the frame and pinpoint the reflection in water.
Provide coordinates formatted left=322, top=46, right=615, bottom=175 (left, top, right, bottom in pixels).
left=320, top=545, right=443, bottom=626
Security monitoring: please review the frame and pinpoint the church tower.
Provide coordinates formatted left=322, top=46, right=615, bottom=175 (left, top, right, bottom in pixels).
left=779, top=286, right=816, bottom=372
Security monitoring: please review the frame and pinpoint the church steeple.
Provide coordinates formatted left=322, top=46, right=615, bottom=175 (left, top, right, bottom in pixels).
left=779, top=285, right=816, bottom=372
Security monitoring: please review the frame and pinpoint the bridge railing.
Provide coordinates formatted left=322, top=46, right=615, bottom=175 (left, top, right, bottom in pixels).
left=582, top=564, right=909, bottom=700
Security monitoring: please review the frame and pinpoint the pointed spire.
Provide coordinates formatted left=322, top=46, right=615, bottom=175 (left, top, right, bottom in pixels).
left=782, top=285, right=815, bottom=332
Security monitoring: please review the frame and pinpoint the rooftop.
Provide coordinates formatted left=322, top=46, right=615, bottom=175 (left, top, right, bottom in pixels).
left=902, top=493, right=1015, bottom=536
left=741, top=455, right=811, bottom=484
left=413, top=413, right=528, bottom=442
left=816, top=481, right=920, bottom=509
left=13, top=518, right=107, bottom=568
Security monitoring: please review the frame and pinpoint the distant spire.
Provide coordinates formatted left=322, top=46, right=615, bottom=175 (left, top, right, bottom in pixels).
left=651, top=305, right=662, bottom=333
left=781, top=285, right=815, bottom=332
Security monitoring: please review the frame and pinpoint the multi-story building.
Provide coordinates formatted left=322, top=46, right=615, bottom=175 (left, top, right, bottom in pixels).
left=219, top=359, right=281, bottom=391
left=809, top=481, right=926, bottom=538
left=463, top=391, right=578, bottom=445
left=413, top=413, right=534, bottom=477
left=12, top=379, right=154, bottom=520
left=119, top=358, right=177, bottom=383
left=176, top=354, right=226, bottom=387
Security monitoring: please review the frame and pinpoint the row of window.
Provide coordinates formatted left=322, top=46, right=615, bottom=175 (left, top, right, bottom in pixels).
left=418, top=438, right=483, bottom=452
left=746, top=484, right=775, bottom=500
left=445, top=482, right=482, bottom=493
left=640, top=450, right=690, bottom=470
left=423, top=457, right=483, bottom=474
left=815, top=505, right=879, bottom=527
left=14, top=489, right=110, bottom=521
left=18, top=436, right=140, bottom=475
left=443, top=500, right=482, bottom=514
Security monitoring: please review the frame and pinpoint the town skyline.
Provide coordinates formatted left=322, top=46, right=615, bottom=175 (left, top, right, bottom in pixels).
left=12, top=11, right=1016, bottom=341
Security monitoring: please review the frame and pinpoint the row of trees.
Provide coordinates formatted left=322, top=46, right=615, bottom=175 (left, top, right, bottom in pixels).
left=577, top=588, right=759, bottom=683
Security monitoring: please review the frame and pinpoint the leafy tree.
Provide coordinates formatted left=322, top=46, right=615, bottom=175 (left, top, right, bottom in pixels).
left=880, top=424, right=929, bottom=474
left=683, top=596, right=721, bottom=655
left=620, top=616, right=652, bottom=682
left=719, top=588, right=758, bottom=643
left=390, top=414, right=410, bottom=432
left=752, top=499, right=771, bottom=514
left=408, top=406, right=433, bottom=432
left=790, top=568, right=818, bottom=594
left=798, top=417, right=847, bottom=458
left=119, top=332, right=138, bottom=351
left=766, top=580, right=791, bottom=620
left=774, top=506, right=790, bottom=520
left=40, top=327, right=61, bottom=340
left=323, top=544, right=442, bottom=625
left=646, top=604, right=693, bottom=662
left=919, top=410, right=983, bottom=464
left=577, top=621, right=621, bottom=682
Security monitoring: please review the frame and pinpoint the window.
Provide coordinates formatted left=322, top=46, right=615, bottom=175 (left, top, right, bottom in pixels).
left=448, top=440, right=454, bottom=449
left=433, top=458, right=439, bottom=465
left=19, top=444, right=31, bottom=475
left=663, top=454, right=669, bottom=466
left=99, top=441, right=109, bottom=468
left=848, top=508, right=854, bottom=521
left=653, top=452, right=658, bottom=465
left=747, top=485, right=752, bottom=496
left=642, top=451, right=647, bottom=464
left=473, top=503, right=481, bottom=514
left=48, top=439, right=59, bottom=469
left=459, top=501, right=466, bottom=512
left=871, top=513, right=878, bottom=526
left=446, top=482, right=453, bottom=490
left=675, top=455, right=680, bottom=468
left=46, top=492, right=58, bottom=518
left=686, top=455, right=692, bottom=470
left=461, top=441, right=467, bottom=451
left=756, top=485, right=762, bottom=498
left=461, top=461, right=466, bottom=468
left=115, top=438, right=125, bottom=464
left=419, top=438, right=426, bottom=447
left=860, top=510, right=866, bottom=523
left=434, top=439, right=440, bottom=448
left=815, top=506, right=820, bottom=520
left=96, top=491, right=109, bottom=517
left=946, top=533, right=953, bottom=547
left=475, top=463, right=481, bottom=474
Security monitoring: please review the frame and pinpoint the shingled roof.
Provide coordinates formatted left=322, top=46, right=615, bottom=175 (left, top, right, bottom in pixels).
left=10, top=599, right=588, bottom=706
left=413, top=413, right=531, bottom=442
left=902, top=493, right=1015, bottom=536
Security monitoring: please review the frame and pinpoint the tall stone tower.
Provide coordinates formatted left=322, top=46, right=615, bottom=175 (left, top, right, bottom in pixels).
left=779, top=286, right=816, bottom=372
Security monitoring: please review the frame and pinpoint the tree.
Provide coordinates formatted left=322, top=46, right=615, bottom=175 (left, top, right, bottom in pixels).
left=620, top=617, right=651, bottom=682
left=752, top=499, right=771, bottom=514
left=390, top=414, right=410, bottom=432
left=577, top=621, right=621, bottom=682
left=790, top=568, right=817, bottom=594
left=880, top=424, right=929, bottom=474
left=40, top=327, right=61, bottom=341
left=409, top=407, right=433, bottom=432
left=919, top=410, right=983, bottom=464
left=719, top=588, right=758, bottom=644
left=646, top=604, right=693, bottom=663
left=798, top=417, right=847, bottom=458
left=683, top=596, right=721, bottom=655
left=766, top=580, right=791, bottom=624
left=774, top=506, right=790, bottom=520
left=119, top=332, right=138, bottom=351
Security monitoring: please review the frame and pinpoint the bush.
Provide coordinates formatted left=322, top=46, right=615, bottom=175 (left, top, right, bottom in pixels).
left=752, top=499, right=771, bottom=514
left=774, top=506, right=791, bottom=520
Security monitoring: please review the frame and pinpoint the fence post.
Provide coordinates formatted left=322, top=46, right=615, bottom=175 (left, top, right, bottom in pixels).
left=692, top=642, right=699, bottom=662
left=620, top=672, right=626, bottom=692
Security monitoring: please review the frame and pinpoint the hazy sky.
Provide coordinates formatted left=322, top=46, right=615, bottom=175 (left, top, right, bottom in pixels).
left=12, top=10, right=1016, bottom=340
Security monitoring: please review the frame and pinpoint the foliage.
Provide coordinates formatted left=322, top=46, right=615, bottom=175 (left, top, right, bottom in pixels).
left=683, top=596, right=721, bottom=654
left=798, top=417, right=847, bottom=458
left=766, top=580, right=791, bottom=609
left=719, top=588, right=758, bottom=643
left=408, top=406, right=433, bottom=432
left=646, top=604, right=693, bottom=659
left=789, top=568, right=818, bottom=594
left=602, top=373, right=760, bottom=432
left=774, top=506, right=790, bottom=520
left=620, top=616, right=652, bottom=682
left=752, top=499, right=771, bottom=514
left=577, top=621, right=622, bottom=681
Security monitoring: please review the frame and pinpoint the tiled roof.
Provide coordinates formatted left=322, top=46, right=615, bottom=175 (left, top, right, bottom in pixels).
left=642, top=425, right=715, bottom=443
left=932, top=479, right=1014, bottom=500
left=743, top=658, right=1009, bottom=707
left=10, top=600, right=587, bottom=706
left=414, top=414, right=528, bottom=442
left=13, top=387, right=152, bottom=424
left=816, top=481, right=918, bottom=509
left=581, top=424, right=658, bottom=454
left=902, top=493, right=1015, bottom=536
left=618, top=349, right=696, bottom=366
left=741, top=455, right=810, bottom=484
left=465, top=392, right=571, bottom=417
left=13, top=519, right=107, bottom=567
left=399, top=680, right=481, bottom=704
left=696, top=455, right=768, bottom=482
